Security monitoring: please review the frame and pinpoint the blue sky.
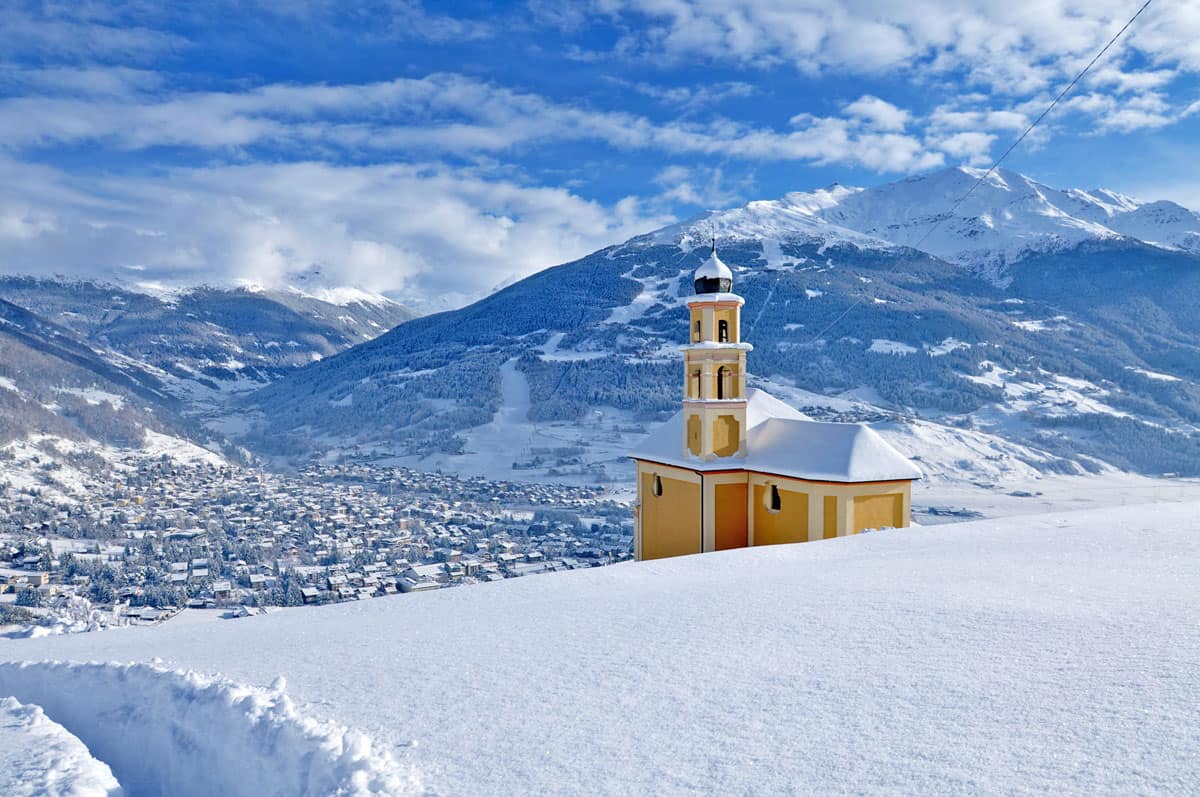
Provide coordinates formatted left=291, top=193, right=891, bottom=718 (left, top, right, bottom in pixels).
left=1, top=1, right=1199, bottom=309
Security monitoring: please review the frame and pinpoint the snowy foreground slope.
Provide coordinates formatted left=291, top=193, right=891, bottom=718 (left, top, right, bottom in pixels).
left=0, top=696, right=121, bottom=797
left=3, top=504, right=1199, bottom=795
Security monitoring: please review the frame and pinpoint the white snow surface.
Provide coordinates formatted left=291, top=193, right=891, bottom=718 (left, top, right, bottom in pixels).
left=646, top=167, right=1200, bottom=281
left=54, top=387, right=125, bottom=410
left=0, top=663, right=418, bottom=797
left=693, top=249, right=732, bottom=281
left=746, top=417, right=923, bottom=482
left=1126, top=366, right=1183, bottom=383
left=285, top=285, right=400, bottom=309
left=0, top=696, right=122, bottom=797
left=632, top=388, right=921, bottom=482
left=651, top=184, right=895, bottom=253
left=867, top=338, right=917, bottom=355
left=7, top=504, right=1198, bottom=794
left=139, top=429, right=225, bottom=467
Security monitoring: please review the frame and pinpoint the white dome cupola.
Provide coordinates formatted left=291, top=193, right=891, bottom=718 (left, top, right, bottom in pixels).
left=694, top=240, right=733, bottom=294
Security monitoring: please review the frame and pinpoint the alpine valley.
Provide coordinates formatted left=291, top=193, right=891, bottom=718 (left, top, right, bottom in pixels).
left=239, top=166, right=1200, bottom=493
left=0, top=280, right=412, bottom=500
left=6, top=166, right=1200, bottom=503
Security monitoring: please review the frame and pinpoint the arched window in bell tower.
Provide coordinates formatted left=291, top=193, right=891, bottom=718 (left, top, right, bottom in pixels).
left=718, top=319, right=729, bottom=342
left=690, top=368, right=702, bottom=398
left=717, top=365, right=728, bottom=399
left=693, top=320, right=701, bottom=342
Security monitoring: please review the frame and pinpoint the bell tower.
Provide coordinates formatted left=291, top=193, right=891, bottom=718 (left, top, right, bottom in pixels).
left=682, top=242, right=752, bottom=460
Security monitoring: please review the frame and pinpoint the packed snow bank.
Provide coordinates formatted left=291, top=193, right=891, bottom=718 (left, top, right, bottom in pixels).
left=4, top=503, right=1199, bottom=794
left=0, top=662, right=419, bottom=797
left=0, top=696, right=123, bottom=797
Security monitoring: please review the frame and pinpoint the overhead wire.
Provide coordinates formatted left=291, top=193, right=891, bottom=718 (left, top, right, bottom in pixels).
left=803, top=0, right=1156, bottom=345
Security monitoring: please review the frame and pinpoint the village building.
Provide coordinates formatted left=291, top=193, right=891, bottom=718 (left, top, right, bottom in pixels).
left=631, top=244, right=922, bottom=561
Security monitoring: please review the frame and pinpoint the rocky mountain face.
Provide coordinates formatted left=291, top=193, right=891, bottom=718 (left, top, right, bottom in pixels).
left=241, top=167, right=1200, bottom=479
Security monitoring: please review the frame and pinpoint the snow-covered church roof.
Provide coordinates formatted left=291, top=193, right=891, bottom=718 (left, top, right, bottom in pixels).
left=693, top=249, right=733, bottom=283
left=630, top=388, right=922, bottom=483
left=693, top=242, right=734, bottom=294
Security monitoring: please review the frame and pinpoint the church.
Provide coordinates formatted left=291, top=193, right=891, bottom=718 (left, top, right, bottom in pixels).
left=630, top=245, right=922, bottom=561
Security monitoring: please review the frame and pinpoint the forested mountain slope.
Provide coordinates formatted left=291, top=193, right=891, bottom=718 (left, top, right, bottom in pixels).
left=243, top=169, right=1200, bottom=476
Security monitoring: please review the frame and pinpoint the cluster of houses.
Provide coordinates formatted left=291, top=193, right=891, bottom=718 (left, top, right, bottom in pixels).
left=0, top=458, right=633, bottom=627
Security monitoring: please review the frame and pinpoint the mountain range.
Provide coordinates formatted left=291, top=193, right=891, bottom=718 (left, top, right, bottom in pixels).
left=0, top=281, right=412, bottom=498
left=240, top=166, right=1200, bottom=480
left=6, top=165, right=1200, bottom=494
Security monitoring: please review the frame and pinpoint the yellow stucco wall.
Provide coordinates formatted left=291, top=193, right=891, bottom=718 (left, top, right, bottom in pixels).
left=751, top=484, right=809, bottom=546
left=823, top=495, right=838, bottom=540
left=712, top=414, right=740, bottom=457
left=853, top=493, right=903, bottom=532
left=748, top=474, right=912, bottom=545
left=688, top=306, right=741, bottom=343
left=686, top=414, right=702, bottom=456
left=714, top=365, right=740, bottom=399
left=714, top=308, right=739, bottom=342
left=640, top=470, right=701, bottom=560
left=714, top=482, right=747, bottom=550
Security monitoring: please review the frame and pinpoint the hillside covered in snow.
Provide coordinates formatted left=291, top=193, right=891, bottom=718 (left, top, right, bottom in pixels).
left=242, top=167, right=1200, bottom=482
left=0, top=279, right=413, bottom=498
left=1, top=502, right=1197, bottom=794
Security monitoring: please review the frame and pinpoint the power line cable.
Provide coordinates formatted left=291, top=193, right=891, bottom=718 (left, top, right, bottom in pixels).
left=805, top=0, right=1155, bottom=345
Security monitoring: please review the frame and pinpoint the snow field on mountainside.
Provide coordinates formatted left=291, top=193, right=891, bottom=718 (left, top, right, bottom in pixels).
left=4, top=503, right=1198, bottom=794
left=0, top=662, right=419, bottom=797
left=0, top=696, right=123, bottom=797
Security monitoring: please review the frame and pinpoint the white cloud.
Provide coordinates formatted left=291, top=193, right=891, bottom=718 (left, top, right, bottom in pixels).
left=651, top=164, right=752, bottom=208
left=0, top=158, right=672, bottom=309
left=0, top=71, right=946, bottom=173
left=578, top=1, right=1200, bottom=107
left=843, top=95, right=910, bottom=131
left=621, top=80, right=758, bottom=113
left=931, top=131, right=997, bottom=164
left=0, top=8, right=184, bottom=62
left=383, top=1, right=494, bottom=42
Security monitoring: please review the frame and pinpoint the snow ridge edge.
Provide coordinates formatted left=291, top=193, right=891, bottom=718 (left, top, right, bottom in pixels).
left=0, top=661, right=421, bottom=797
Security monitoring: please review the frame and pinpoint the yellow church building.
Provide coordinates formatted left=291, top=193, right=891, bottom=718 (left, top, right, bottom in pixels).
left=630, top=244, right=922, bottom=561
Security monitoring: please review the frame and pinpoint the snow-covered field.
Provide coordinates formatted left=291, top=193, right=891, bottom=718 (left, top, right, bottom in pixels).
left=2, top=502, right=1197, bottom=794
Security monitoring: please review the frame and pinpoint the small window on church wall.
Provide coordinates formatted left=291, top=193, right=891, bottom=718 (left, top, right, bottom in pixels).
left=718, top=319, right=729, bottom=342
left=717, top=366, right=728, bottom=399
left=767, top=484, right=782, bottom=512
left=693, top=320, right=701, bottom=342
left=652, top=475, right=663, bottom=497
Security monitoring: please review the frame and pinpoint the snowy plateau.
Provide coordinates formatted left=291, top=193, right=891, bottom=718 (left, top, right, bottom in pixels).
left=1, top=504, right=1198, bottom=794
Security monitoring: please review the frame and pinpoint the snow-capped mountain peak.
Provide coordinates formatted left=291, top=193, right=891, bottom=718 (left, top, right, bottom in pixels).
left=659, top=167, right=1200, bottom=283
